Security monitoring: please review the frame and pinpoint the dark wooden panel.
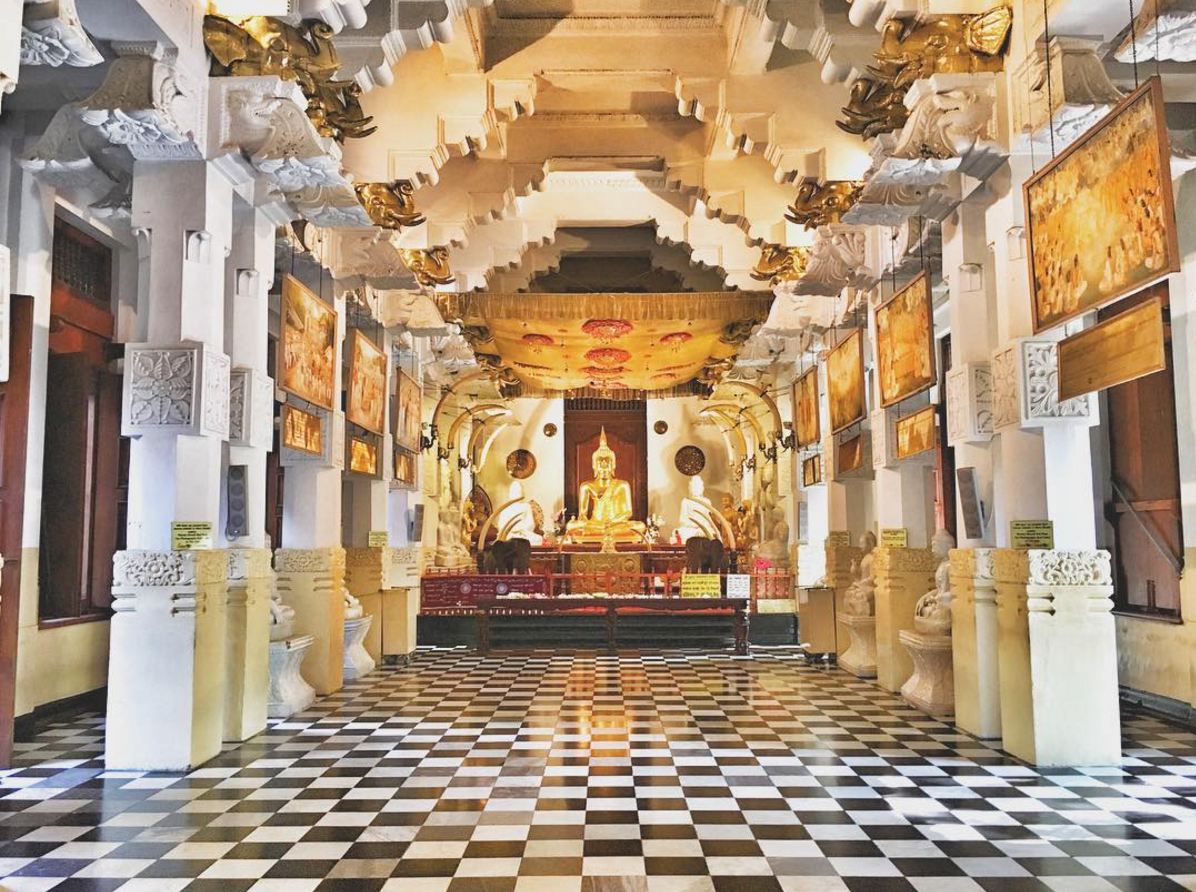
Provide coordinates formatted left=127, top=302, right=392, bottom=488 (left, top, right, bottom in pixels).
left=0, top=296, right=35, bottom=765
left=563, top=405, right=648, bottom=523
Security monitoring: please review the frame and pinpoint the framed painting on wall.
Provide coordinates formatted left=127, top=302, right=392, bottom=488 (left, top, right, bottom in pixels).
left=347, top=330, right=387, bottom=435
left=827, top=328, right=866, bottom=433
left=278, top=274, right=338, bottom=410
left=793, top=366, right=820, bottom=448
left=393, top=370, right=423, bottom=453
left=895, top=405, right=936, bottom=460
left=802, top=454, right=822, bottom=487
left=282, top=403, right=323, bottom=456
left=394, top=449, right=418, bottom=489
left=349, top=436, right=379, bottom=476
left=875, top=272, right=935, bottom=407
left=1025, top=76, right=1179, bottom=333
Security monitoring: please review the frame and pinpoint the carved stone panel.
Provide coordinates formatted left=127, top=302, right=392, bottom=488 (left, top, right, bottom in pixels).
left=990, top=339, right=1091, bottom=432
left=229, top=367, right=275, bottom=450
left=122, top=342, right=232, bottom=439
left=945, top=362, right=993, bottom=445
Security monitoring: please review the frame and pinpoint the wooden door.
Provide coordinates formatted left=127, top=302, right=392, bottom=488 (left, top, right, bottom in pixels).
left=563, top=401, right=648, bottom=522
left=1103, top=285, right=1184, bottom=616
left=0, top=296, right=34, bottom=764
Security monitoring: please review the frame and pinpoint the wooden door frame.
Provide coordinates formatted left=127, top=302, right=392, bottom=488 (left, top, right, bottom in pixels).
left=0, top=295, right=34, bottom=765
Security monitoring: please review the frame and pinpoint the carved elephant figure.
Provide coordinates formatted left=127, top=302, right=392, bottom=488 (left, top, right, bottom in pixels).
left=685, top=537, right=726, bottom=575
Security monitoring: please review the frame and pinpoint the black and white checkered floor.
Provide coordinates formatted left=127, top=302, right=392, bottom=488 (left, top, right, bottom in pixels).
left=2, top=647, right=1196, bottom=892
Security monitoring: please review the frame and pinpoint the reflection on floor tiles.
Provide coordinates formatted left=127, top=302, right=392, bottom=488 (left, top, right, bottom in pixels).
left=2, top=647, right=1196, bottom=891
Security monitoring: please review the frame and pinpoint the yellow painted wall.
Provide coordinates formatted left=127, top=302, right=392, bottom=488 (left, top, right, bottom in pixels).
left=13, top=548, right=110, bottom=718
left=1115, top=550, right=1196, bottom=710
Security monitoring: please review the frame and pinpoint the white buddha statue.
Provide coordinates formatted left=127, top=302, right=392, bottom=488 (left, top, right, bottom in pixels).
left=494, top=481, right=542, bottom=545
left=913, top=529, right=956, bottom=635
left=756, top=507, right=790, bottom=567
left=843, top=531, right=878, bottom=616
left=676, top=475, right=719, bottom=543
left=269, top=576, right=295, bottom=642
left=436, top=476, right=472, bottom=567
left=343, top=586, right=364, bottom=620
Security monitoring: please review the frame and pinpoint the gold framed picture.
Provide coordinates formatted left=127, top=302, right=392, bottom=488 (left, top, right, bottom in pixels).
left=282, top=403, right=323, bottom=456
left=802, top=454, right=822, bottom=487
left=1025, top=76, right=1179, bottom=333
left=895, top=405, right=936, bottom=460
left=875, top=272, right=935, bottom=407
left=349, top=436, right=379, bottom=476
left=394, top=449, right=418, bottom=489
left=1057, top=291, right=1167, bottom=402
left=347, top=330, right=387, bottom=436
left=393, top=370, right=423, bottom=453
left=793, top=366, right=820, bottom=448
left=827, top=328, right=866, bottom=434
left=278, top=274, right=338, bottom=411
left=838, top=434, right=865, bottom=475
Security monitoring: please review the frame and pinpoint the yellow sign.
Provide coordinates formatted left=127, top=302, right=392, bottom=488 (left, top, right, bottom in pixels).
left=171, top=521, right=213, bottom=551
left=1010, top=520, right=1055, bottom=550
left=880, top=528, right=908, bottom=548
left=826, top=531, right=852, bottom=547
left=680, top=573, right=722, bottom=598
left=367, top=530, right=389, bottom=548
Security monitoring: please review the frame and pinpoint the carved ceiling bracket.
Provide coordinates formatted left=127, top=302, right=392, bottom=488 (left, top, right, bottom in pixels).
left=1115, top=0, right=1196, bottom=63
left=1012, top=37, right=1124, bottom=156
left=21, top=0, right=102, bottom=68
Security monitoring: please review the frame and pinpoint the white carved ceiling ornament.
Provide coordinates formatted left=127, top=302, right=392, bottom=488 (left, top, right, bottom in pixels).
left=20, top=0, right=102, bottom=68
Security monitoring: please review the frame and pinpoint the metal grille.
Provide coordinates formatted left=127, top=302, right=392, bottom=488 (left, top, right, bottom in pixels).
left=52, top=220, right=111, bottom=307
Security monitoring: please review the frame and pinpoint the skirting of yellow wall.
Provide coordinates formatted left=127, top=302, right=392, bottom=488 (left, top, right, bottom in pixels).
left=14, top=548, right=110, bottom=718
left=1114, top=548, right=1196, bottom=710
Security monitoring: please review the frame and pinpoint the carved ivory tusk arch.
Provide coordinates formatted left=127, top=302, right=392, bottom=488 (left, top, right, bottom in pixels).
left=466, top=409, right=515, bottom=470
left=706, top=402, right=764, bottom=452
left=429, top=369, right=494, bottom=443
left=477, top=419, right=517, bottom=473
left=445, top=403, right=509, bottom=455
left=698, top=406, right=747, bottom=469
left=712, top=379, right=783, bottom=443
left=476, top=496, right=529, bottom=545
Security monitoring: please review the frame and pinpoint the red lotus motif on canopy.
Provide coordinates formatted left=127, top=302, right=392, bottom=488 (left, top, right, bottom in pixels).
left=580, top=366, right=625, bottom=378
left=584, top=347, right=631, bottom=367
left=661, top=332, right=693, bottom=345
left=581, top=319, right=633, bottom=341
left=522, top=333, right=555, bottom=347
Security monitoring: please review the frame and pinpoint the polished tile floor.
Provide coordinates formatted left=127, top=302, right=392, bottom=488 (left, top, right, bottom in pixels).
left=1, top=648, right=1196, bottom=891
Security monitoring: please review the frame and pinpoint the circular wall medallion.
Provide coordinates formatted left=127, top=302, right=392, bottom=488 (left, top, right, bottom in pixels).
left=653, top=420, right=669, bottom=435
left=674, top=445, right=706, bottom=476
left=543, top=423, right=558, bottom=438
left=506, top=449, right=537, bottom=479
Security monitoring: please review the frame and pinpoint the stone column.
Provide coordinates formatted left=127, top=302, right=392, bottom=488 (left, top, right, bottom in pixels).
left=107, top=551, right=228, bottom=771
left=223, top=548, right=272, bottom=741
left=949, top=547, right=1001, bottom=739
left=993, top=548, right=1120, bottom=766
left=275, top=547, right=347, bottom=695
left=825, top=542, right=861, bottom=655
left=382, top=545, right=422, bottom=663
left=873, top=546, right=939, bottom=693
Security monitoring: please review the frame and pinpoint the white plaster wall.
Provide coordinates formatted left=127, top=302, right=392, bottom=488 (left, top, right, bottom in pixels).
left=475, top=398, right=566, bottom=523
left=646, top=398, right=734, bottom=539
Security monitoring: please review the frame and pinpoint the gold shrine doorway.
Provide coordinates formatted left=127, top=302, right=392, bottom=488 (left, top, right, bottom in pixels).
left=563, top=399, right=648, bottom=525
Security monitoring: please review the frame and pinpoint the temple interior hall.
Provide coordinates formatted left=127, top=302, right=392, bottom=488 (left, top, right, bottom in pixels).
left=5, top=0, right=1196, bottom=890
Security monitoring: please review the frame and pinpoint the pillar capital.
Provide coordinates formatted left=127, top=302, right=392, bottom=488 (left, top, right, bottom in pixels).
left=991, top=339, right=1093, bottom=431
left=121, top=342, right=231, bottom=441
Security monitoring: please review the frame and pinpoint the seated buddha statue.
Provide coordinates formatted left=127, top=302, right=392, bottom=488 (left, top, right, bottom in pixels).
left=565, top=428, right=648, bottom=544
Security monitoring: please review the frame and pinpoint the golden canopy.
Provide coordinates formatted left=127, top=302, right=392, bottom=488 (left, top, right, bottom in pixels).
left=443, top=292, right=773, bottom=393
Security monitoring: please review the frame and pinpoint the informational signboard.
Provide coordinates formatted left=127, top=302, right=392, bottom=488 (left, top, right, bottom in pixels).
left=880, top=528, right=908, bottom=548
left=680, top=573, right=722, bottom=598
left=725, top=574, right=752, bottom=598
left=1010, top=520, right=1055, bottom=550
left=420, top=574, right=550, bottom=611
left=367, top=530, right=389, bottom=548
left=171, top=521, right=214, bottom=550
left=826, top=530, right=852, bottom=547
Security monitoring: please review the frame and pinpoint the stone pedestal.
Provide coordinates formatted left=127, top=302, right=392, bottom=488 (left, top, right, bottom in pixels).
left=950, top=548, right=1001, bottom=739
left=106, top=550, right=228, bottom=771
left=223, top=548, right=272, bottom=742
left=383, top=587, right=420, bottom=661
left=274, top=548, right=347, bottom=696
left=346, top=547, right=388, bottom=664
left=268, top=635, right=316, bottom=718
left=839, top=614, right=878, bottom=678
left=994, top=549, right=1121, bottom=766
left=343, top=615, right=376, bottom=680
left=873, top=547, right=939, bottom=693
left=899, top=630, right=954, bottom=717
left=796, top=587, right=837, bottom=654
left=825, top=544, right=862, bottom=656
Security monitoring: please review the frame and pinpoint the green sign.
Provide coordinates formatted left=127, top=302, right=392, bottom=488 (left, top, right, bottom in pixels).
left=171, top=521, right=213, bottom=551
left=1010, top=520, right=1055, bottom=550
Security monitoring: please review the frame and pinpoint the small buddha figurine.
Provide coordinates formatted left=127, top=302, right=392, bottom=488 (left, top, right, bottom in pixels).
left=343, top=586, right=364, bottom=620
left=843, top=531, right=878, bottom=616
left=913, top=529, right=956, bottom=635
left=565, top=427, right=647, bottom=543
left=676, top=475, right=720, bottom=543
left=756, top=507, right=790, bottom=567
left=269, top=576, right=296, bottom=642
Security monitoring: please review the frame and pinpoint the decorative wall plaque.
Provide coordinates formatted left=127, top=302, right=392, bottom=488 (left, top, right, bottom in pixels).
left=543, top=422, right=558, bottom=437
left=894, top=405, right=937, bottom=460
left=827, top=328, right=866, bottom=433
left=506, top=448, right=537, bottom=479
left=653, top=419, right=669, bottom=435
left=875, top=272, right=936, bottom=407
left=674, top=445, right=706, bottom=476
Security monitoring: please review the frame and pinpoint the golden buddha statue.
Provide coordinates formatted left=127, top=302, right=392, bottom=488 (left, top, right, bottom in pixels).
left=565, top=428, right=648, bottom=544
